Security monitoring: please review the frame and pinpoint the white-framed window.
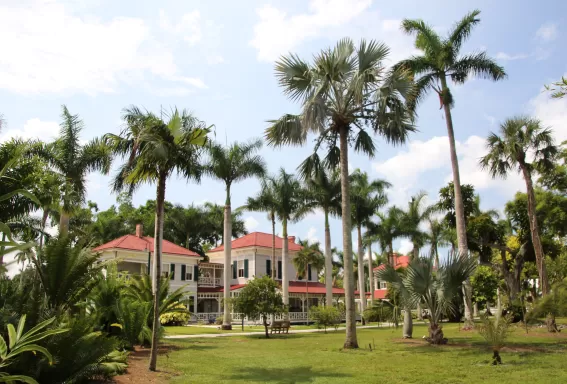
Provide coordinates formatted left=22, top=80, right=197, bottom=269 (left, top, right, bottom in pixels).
left=185, top=267, right=193, bottom=281
left=162, top=263, right=170, bottom=279
left=379, top=281, right=387, bottom=289
left=238, top=260, right=245, bottom=278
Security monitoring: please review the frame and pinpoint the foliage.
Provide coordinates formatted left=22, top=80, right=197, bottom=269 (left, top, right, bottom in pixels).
left=231, top=276, right=286, bottom=338
left=293, top=240, right=325, bottom=281
left=528, top=279, right=567, bottom=320
left=115, top=299, right=152, bottom=349
left=160, top=303, right=191, bottom=326
left=538, top=141, right=567, bottom=193
left=471, top=265, right=499, bottom=307
left=363, top=301, right=399, bottom=324
left=477, top=313, right=514, bottom=365
left=544, top=76, right=567, bottom=99
left=309, top=305, right=341, bottom=333
left=436, top=182, right=476, bottom=228
left=399, top=191, right=436, bottom=257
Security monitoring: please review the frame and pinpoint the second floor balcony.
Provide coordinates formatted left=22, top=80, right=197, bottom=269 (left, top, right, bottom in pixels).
left=198, top=262, right=223, bottom=287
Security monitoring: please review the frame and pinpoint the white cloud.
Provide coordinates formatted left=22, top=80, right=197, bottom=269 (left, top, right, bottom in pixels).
left=158, top=9, right=202, bottom=45
left=530, top=86, right=567, bottom=143
left=536, top=23, right=557, bottom=42
left=306, top=227, right=319, bottom=243
left=0, top=118, right=59, bottom=143
left=207, top=55, right=225, bottom=65
left=250, top=0, right=372, bottom=61
left=0, top=1, right=205, bottom=95
left=398, top=239, right=413, bottom=255
left=244, top=216, right=259, bottom=231
left=495, top=52, right=529, bottom=61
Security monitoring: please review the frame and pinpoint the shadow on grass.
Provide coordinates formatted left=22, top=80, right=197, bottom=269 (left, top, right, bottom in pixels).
left=169, top=340, right=219, bottom=351
left=229, top=366, right=350, bottom=383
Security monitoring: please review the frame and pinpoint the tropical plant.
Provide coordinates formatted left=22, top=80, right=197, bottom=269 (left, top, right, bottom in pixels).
left=299, top=164, right=341, bottom=307
left=480, top=116, right=558, bottom=295
left=293, top=240, right=325, bottom=324
left=400, top=191, right=436, bottom=260
left=426, top=218, right=446, bottom=267
left=309, top=305, right=342, bottom=333
left=375, top=264, right=413, bottom=338
left=160, top=303, right=191, bottom=326
left=105, top=105, right=210, bottom=370
left=477, top=313, right=514, bottom=365
left=378, top=253, right=477, bottom=344
left=527, top=279, right=567, bottom=332
left=366, top=207, right=404, bottom=266
left=231, top=276, right=286, bottom=338
left=266, top=37, right=415, bottom=348
left=0, top=316, right=67, bottom=384
left=206, top=139, right=266, bottom=330
left=115, top=299, right=152, bottom=349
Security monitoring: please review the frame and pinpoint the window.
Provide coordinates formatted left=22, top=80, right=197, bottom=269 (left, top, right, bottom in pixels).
left=238, top=261, right=245, bottom=278
left=379, top=281, right=387, bottom=289
left=181, top=265, right=192, bottom=281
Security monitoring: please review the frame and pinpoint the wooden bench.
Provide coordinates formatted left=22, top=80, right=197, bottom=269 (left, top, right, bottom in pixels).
left=270, top=320, right=291, bottom=334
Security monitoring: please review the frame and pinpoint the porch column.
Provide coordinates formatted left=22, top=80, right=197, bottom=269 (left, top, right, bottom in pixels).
left=193, top=294, right=198, bottom=315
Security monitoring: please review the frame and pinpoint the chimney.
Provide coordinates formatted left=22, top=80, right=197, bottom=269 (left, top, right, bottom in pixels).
left=135, top=224, right=143, bottom=238
left=289, top=236, right=296, bottom=243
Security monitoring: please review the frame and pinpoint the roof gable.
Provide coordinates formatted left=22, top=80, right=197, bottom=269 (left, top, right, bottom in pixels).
left=92, top=234, right=200, bottom=258
left=208, top=232, right=302, bottom=253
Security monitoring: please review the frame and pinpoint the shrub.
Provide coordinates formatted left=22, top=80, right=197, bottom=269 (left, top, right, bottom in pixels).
left=363, top=301, right=397, bottom=324
left=115, top=298, right=152, bottom=349
left=477, top=313, right=513, bottom=365
left=309, top=305, right=342, bottom=333
left=160, top=303, right=191, bottom=326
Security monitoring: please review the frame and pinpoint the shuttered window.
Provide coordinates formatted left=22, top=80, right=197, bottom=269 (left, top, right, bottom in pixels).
left=266, top=259, right=271, bottom=277
left=193, top=265, right=199, bottom=282
left=181, top=265, right=186, bottom=281
left=170, top=264, right=175, bottom=280
left=244, top=259, right=249, bottom=278
left=232, top=261, right=237, bottom=279
left=277, top=261, right=282, bottom=280
left=308, top=264, right=312, bottom=281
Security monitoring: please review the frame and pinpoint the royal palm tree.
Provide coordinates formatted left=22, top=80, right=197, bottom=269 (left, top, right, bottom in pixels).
left=37, top=106, right=112, bottom=235
left=396, top=11, right=506, bottom=259
left=350, top=169, right=390, bottom=314
left=400, top=191, right=436, bottom=260
left=266, top=38, right=415, bottom=348
left=300, top=162, right=341, bottom=307
left=105, top=106, right=210, bottom=371
left=366, top=207, right=404, bottom=266
left=244, top=177, right=279, bottom=279
left=293, top=240, right=325, bottom=324
left=205, top=139, right=266, bottom=330
left=480, top=116, right=557, bottom=295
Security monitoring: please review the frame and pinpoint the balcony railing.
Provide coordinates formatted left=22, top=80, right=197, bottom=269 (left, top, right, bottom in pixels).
left=198, top=276, right=222, bottom=286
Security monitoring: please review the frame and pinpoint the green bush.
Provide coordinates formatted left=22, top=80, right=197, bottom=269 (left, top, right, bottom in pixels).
left=160, top=302, right=191, bottom=326
left=115, top=298, right=152, bottom=349
left=364, top=301, right=397, bottom=323
left=309, top=305, right=342, bottom=333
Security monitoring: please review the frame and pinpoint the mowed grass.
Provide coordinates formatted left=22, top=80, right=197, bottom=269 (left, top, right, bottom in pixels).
left=164, top=323, right=351, bottom=335
left=160, top=321, right=567, bottom=384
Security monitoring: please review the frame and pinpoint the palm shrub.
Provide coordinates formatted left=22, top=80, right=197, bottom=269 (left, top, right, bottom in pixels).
left=477, top=313, right=514, bottom=365
left=527, top=279, right=567, bottom=332
left=87, top=266, right=127, bottom=334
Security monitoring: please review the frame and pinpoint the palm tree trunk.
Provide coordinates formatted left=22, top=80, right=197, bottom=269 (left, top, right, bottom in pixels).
left=271, top=213, right=276, bottom=279
left=149, top=172, right=166, bottom=371
left=413, top=245, right=424, bottom=321
left=305, top=261, right=309, bottom=326
left=339, top=126, right=358, bottom=349
left=440, top=76, right=473, bottom=325
left=222, top=186, right=233, bottom=330
left=520, top=165, right=549, bottom=295
left=59, top=210, right=70, bottom=237
left=40, top=209, right=49, bottom=250
left=356, top=225, right=366, bottom=317
left=403, top=307, right=413, bottom=338
left=389, top=241, right=394, bottom=265
left=368, top=242, right=375, bottom=306
left=282, top=218, right=289, bottom=319
left=324, top=210, right=333, bottom=307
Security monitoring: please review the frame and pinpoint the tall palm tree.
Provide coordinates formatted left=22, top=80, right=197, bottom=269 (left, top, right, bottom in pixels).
left=396, top=11, right=506, bottom=259
left=366, top=207, right=404, bottom=266
left=105, top=106, right=210, bottom=371
left=426, top=218, right=446, bottom=268
left=38, top=106, right=112, bottom=235
left=480, top=116, right=557, bottom=295
left=266, top=38, right=415, bottom=348
left=400, top=191, right=436, bottom=260
left=350, top=169, right=390, bottom=314
left=300, top=162, right=341, bottom=307
left=293, top=240, right=325, bottom=324
left=205, top=139, right=266, bottom=330
left=244, top=178, right=279, bottom=279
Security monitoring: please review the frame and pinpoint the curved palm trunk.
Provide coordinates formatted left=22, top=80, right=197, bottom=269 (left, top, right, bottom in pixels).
left=356, top=225, right=366, bottom=318
left=368, top=243, right=375, bottom=306
left=339, top=126, right=358, bottom=349
left=222, top=188, right=233, bottom=330
left=282, top=218, right=289, bottom=319
left=520, top=165, right=549, bottom=295
left=324, top=210, right=333, bottom=307
left=149, top=173, right=166, bottom=371
left=440, top=77, right=473, bottom=325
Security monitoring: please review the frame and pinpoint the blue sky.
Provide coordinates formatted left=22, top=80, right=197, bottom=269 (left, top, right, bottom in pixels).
left=1, top=0, right=566, bottom=256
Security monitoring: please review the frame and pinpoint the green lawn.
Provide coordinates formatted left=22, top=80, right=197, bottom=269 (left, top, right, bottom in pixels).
left=160, top=322, right=567, bottom=384
left=164, top=323, right=353, bottom=335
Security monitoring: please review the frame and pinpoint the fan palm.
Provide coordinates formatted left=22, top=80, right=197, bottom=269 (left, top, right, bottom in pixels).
left=293, top=240, right=325, bottom=324
left=266, top=38, right=415, bottom=348
left=36, top=106, right=112, bottom=235
left=350, top=169, right=390, bottom=312
left=205, top=139, right=266, bottom=330
left=300, top=163, right=341, bottom=306
left=104, top=106, right=210, bottom=371
left=480, top=116, right=557, bottom=295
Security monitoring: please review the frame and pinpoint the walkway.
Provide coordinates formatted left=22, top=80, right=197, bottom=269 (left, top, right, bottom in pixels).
left=165, top=324, right=390, bottom=339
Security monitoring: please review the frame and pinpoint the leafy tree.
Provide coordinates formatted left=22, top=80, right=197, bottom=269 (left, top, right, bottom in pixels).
left=481, top=117, right=558, bottom=295
left=231, top=276, right=286, bottom=338
left=436, top=182, right=476, bottom=229
left=538, top=141, right=567, bottom=193
left=471, top=265, right=499, bottom=311
left=266, top=38, right=415, bottom=349
left=105, top=106, right=210, bottom=371
left=309, top=305, right=342, bottom=333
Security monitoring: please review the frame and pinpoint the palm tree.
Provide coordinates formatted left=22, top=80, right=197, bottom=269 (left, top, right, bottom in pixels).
left=105, top=106, right=210, bottom=371
left=244, top=178, right=279, bottom=279
left=205, top=139, right=266, bottom=330
left=377, top=253, right=477, bottom=343
left=37, top=106, right=112, bottom=235
left=366, top=207, right=404, bottom=266
left=480, top=116, right=557, bottom=295
left=426, top=218, right=446, bottom=267
left=300, top=163, right=341, bottom=307
left=293, top=240, right=325, bottom=324
left=350, top=169, right=390, bottom=314
left=400, top=192, right=436, bottom=260
left=396, top=10, right=506, bottom=258
left=266, top=38, right=415, bottom=348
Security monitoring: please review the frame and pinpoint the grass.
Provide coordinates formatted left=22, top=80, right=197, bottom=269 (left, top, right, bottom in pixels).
left=159, top=321, right=567, bottom=384
left=164, top=323, right=355, bottom=335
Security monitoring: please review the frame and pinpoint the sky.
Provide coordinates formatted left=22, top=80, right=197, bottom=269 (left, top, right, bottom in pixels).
left=1, top=0, right=566, bottom=258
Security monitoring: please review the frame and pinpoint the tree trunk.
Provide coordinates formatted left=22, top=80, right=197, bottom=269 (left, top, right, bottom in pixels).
left=39, top=209, right=49, bottom=250
left=59, top=211, right=70, bottom=237
left=324, top=210, right=333, bottom=307
left=339, top=126, right=358, bottom=349
left=356, top=225, right=366, bottom=316
left=222, top=187, right=233, bottom=330
left=413, top=246, right=424, bottom=321
left=520, top=164, right=549, bottom=295
left=403, top=307, right=413, bottom=338
left=263, top=316, right=269, bottom=339
left=473, top=302, right=479, bottom=318
left=427, top=323, right=447, bottom=345
left=149, top=173, right=166, bottom=371
left=440, top=76, right=473, bottom=326
left=492, top=350, right=502, bottom=365
left=306, top=261, right=309, bottom=326
left=368, top=242, right=375, bottom=306
left=271, top=213, right=276, bottom=279
left=389, top=241, right=394, bottom=266
left=282, top=218, right=289, bottom=319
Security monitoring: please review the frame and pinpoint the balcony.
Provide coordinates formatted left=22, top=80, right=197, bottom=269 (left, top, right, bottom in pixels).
left=198, top=262, right=223, bottom=287
left=198, top=276, right=222, bottom=286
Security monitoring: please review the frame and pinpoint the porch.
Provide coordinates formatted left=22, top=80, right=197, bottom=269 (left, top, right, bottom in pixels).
left=198, top=262, right=223, bottom=287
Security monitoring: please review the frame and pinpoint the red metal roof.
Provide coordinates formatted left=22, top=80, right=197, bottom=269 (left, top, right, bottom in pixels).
left=92, top=234, right=200, bottom=258
left=373, top=255, right=410, bottom=271
left=355, top=289, right=388, bottom=299
left=208, top=232, right=303, bottom=253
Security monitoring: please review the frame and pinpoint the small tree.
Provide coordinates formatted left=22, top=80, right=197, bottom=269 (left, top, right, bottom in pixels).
left=477, top=313, right=513, bottom=365
left=309, top=305, right=342, bottom=333
left=471, top=265, right=499, bottom=315
left=232, top=276, right=286, bottom=338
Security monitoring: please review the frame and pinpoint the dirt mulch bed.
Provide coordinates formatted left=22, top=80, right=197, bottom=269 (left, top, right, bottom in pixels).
left=112, top=346, right=178, bottom=384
